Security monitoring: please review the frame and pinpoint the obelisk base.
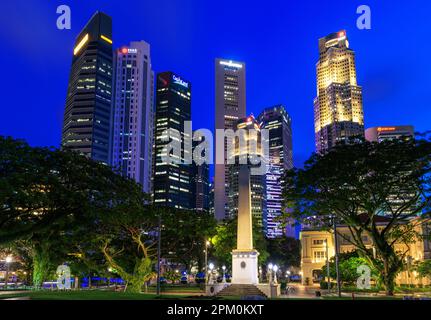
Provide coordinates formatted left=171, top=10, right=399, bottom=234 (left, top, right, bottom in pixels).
left=231, top=249, right=259, bottom=285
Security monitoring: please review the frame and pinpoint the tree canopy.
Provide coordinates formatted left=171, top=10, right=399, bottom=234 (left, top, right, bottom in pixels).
left=283, top=136, right=431, bottom=295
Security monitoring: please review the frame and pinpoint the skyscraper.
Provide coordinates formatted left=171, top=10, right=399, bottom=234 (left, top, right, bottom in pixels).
left=258, top=105, right=293, bottom=238
left=111, top=41, right=154, bottom=194
left=214, top=59, right=246, bottom=221
left=62, top=12, right=113, bottom=165
left=191, top=134, right=210, bottom=212
left=228, top=115, right=266, bottom=226
left=365, top=126, right=414, bottom=142
left=153, top=72, right=192, bottom=209
left=314, top=30, right=364, bottom=153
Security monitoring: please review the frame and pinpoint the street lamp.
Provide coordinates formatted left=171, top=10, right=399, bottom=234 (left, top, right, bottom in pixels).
left=222, top=265, right=226, bottom=283
left=324, top=239, right=330, bottom=294
left=273, top=265, right=279, bottom=284
left=5, top=256, right=12, bottom=289
left=205, top=240, right=210, bottom=284
left=209, top=263, right=214, bottom=284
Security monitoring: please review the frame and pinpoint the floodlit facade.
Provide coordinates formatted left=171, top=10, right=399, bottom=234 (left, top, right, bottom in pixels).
left=258, top=105, right=294, bottom=238
left=214, top=59, right=246, bottom=221
left=111, top=41, right=154, bottom=194
left=62, top=12, right=114, bottom=165
left=228, top=115, right=266, bottom=226
left=153, top=72, right=192, bottom=209
left=314, top=30, right=364, bottom=153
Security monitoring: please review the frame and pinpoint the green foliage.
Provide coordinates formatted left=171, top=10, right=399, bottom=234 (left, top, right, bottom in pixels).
left=161, top=208, right=217, bottom=270
left=416, top=260, right=431, bottom=280
left=0, top=136, right=155, bottom=288
left=283, top=136, right=431, bottom=295
left=211, top=217, right=269, bottom=265
left=321, top=251, right=378, bottom=285
left=267, top=237, right=301, bottom=269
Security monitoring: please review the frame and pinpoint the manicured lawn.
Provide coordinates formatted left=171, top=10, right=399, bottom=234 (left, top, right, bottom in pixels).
left=0, top=290, right=197, bottom=300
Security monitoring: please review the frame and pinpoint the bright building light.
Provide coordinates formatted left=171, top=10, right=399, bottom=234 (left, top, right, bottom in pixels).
left=220, top=60, right=243, bottom=69
left=101, top=35, right=113, bottom=44
left=5, top=256, right=13, bottom=263
left=73, top=33, right=89, bottom=56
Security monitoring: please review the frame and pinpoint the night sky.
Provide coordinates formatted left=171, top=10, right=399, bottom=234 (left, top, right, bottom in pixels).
left=0, top=0, right=430, bottom=171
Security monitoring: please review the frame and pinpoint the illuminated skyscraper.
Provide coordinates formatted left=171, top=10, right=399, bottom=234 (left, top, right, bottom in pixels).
left=228, top=115, right=266, bottom=226
left=214, top=59, right=246, bottom=221
left=314, top=30, right=364, bottom=153
left=111, top=41, right=154, bottom=194
left=62, top=12, right=113, bottom=164
left=153, top=72, right=192, bottom=209
left=258, top=105, right=293, bottom=238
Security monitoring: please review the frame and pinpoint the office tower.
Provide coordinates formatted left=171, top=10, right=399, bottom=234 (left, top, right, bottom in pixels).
left=365, top=126, right=414, bottom=142
left=228, top=115, right=266, bottom=226
left=191, top=134, right=210, bottom=212
left=62, top=12, right=113, bottom=164
left=153, top=72, right=192, bottom=209
left=258, top=105, right=294, bottom=238
left=214, top=59, right=246, bottom=221
left=111, top=41, right=154, bottom=194
left=314, top=30, right=364, bottom=153
left=209, top=179, right=215, bottom=216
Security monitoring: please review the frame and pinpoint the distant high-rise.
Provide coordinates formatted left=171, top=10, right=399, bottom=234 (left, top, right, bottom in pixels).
left=258, top=105, right=294, bottom=238
left=62, top=12, right=113, bottom=164
left=153, top=72, right=192, bottom=209
left=191, top=134, right=210, bottom=212
left=214, top=59, right=246, bottom=221
left=365, top=126, right=414, bottom=142
left=314, top=30, right=364, bottom=153
left=111, top=41, right=154, bottom=194
left=228, top=115, right=266, bottom=226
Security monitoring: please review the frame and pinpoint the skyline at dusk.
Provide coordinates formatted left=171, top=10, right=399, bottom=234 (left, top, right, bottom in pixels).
left=0, top=0, right=430, bottom=169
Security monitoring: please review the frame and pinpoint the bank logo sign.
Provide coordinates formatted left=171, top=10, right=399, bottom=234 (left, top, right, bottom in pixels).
left=172, top=74, right=189, bottom=88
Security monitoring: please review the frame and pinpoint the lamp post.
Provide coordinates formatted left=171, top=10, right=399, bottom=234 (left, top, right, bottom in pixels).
left=5, top=256, right=12, bottom=289
left=333, top=217, right=342, bottom=298
left=156, top=214, right=162, bottom=296
left=222, top=265, right=226, bottom=283
left=205, top=240, right=210, bottom=284
left=325, top=239, right=330, bottom=294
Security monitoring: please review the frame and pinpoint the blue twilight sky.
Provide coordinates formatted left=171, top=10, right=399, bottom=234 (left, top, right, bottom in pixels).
left=0, top=0, right=430, bottom=171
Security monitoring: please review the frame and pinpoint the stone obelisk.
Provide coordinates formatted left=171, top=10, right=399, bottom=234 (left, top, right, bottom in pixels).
left=231, top=165, right=259, bottom=284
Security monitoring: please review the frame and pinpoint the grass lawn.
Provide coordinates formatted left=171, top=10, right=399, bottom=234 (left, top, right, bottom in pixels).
left=0, top=290, right=203, bottom=300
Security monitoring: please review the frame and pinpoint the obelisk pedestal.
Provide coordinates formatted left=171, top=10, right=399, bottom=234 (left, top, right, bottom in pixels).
left=231, top=165, right=259, bottom=284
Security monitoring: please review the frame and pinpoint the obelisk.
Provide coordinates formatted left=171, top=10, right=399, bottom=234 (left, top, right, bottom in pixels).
left=231, top=164, right=259, bottom=284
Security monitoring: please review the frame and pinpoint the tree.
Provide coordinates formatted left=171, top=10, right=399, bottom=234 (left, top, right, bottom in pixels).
left=416, top=260, right=431, bottom=281
left=212, top=217, right=269, bottom=266
left=96, top=201, right=159, bottom=294
left=161, top=209, right=217, bottom=272
left=321, top=251, right=378, bottom=286
left=266, top=237, right=301, bottom=269
left=0, top=136, right=154, bottom=288
left=283, top=136, right=431, bottom=295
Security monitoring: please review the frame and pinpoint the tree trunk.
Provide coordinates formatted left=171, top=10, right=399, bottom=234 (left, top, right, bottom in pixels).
left=124, top=279, right=144, bottom=294
left=382, top=259, right=396, bottom=296
left=32, top=244, right=51, bottom=289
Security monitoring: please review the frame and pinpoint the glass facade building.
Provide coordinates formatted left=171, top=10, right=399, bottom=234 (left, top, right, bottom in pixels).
left=62, top=12, right=113, bottom=165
